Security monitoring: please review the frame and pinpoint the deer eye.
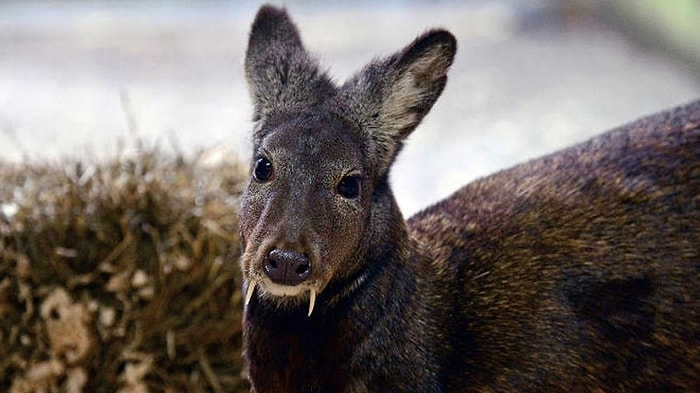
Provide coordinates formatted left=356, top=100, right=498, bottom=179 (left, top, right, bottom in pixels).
left=253, top=157, right=274, bottom=182
left=337, top=175, right=361, bottom=199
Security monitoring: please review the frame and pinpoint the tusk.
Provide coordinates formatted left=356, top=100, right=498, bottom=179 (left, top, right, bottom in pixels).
left=244, top=281, right=256, bottom=306
left=308, top=288, right=316, bottom=317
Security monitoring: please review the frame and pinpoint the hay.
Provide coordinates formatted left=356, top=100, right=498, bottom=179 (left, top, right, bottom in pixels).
left=0, top=148, right=250, bottom=392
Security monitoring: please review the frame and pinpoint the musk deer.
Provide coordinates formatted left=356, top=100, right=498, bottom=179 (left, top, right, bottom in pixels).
left=238, top=5, right=699, bottom=392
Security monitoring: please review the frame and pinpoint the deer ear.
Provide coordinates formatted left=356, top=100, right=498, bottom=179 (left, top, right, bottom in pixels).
left=245, top=6, right=335, bottom=122
left=338, top=30, right=456, bottom=173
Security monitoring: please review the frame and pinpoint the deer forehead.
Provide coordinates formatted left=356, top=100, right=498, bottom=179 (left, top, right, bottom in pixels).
left=258, top=114, right=367, bottom=174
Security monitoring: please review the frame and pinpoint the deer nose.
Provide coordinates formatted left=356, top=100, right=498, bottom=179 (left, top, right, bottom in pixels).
left=263, top=249, right=311, bottom=285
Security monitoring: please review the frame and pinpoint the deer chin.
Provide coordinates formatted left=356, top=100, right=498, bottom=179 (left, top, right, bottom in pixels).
left=245, top=279, right=319, bottom=317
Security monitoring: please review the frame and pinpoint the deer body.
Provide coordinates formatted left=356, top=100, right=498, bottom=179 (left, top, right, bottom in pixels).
left=410, top=102, right=700, bottom=391
left=239, top=5, right=699, bottom=392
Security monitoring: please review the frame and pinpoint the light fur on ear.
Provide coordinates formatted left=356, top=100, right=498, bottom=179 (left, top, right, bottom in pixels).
left=245, top=5, right=335, bottom=123
left=336, top=30, right=457, bottom=174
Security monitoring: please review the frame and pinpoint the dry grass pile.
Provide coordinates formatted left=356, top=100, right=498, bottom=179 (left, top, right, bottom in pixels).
left=0, top=149, right=250, bottom=393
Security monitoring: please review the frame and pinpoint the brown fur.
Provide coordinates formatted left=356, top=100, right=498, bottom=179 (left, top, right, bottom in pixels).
left=410, top=102, right=700, bottom=391
left=239, top=5, right=699, bottom=392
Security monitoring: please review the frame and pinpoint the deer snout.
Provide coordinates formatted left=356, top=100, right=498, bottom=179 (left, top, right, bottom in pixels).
left=263, top=249, right=312, bottom=286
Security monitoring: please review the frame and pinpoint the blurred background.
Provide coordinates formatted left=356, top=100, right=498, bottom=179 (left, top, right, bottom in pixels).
left=1, top=0, right=699, bottom=216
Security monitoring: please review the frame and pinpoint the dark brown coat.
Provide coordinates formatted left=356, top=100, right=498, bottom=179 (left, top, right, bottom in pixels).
left=239, top=5, right=699, bottom=392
